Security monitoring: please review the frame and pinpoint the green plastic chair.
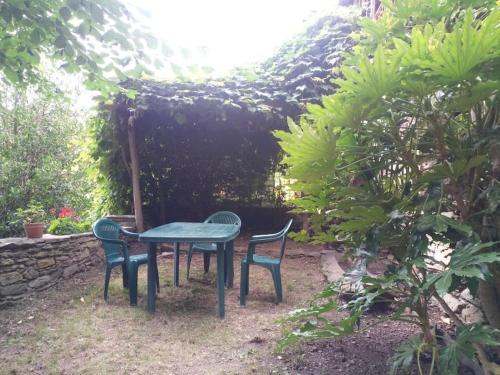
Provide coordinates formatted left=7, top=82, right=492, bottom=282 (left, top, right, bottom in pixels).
left=92, top=218, right=159, bottom=305
left=240, top=218, right=293, bottom=305
left=186, top=211, right=241, bottom=280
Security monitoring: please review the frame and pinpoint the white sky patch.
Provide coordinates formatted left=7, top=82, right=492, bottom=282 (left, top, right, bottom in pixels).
left=126, top=0, right=339, bottom=77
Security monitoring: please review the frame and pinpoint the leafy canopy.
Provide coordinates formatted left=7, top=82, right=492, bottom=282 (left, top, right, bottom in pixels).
left=0, top=0, right=169, bottom=95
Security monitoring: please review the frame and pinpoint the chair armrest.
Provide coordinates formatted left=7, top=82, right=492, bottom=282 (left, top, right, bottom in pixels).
left=120, top=228, right=140, bottom=239
left=249, top=233, right=283, bottom=245
left=95, top=236, right=125, bottom=246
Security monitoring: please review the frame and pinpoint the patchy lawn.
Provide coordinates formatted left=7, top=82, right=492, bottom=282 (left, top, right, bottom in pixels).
left=0, top=236, right=324, bottom=375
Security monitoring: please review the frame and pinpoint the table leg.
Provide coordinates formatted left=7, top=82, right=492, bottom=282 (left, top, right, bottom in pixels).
left=226, top=240, right=234, bottom=288
left=147, top=242, right=157, bottom=313
left=128, top=261, right=137, bottom=306
left=224, top=248, right=228, bottom=284
left=174, top=242, right=180, bottom=287
left=216, top=242, right=225, bottom=319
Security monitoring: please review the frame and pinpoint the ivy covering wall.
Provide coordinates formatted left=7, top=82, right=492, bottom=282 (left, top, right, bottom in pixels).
left=95, top=15, right=356, bottom=227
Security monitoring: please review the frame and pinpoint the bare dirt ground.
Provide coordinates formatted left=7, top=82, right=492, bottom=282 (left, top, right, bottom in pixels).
left=0, top=236, right=421, bottom=375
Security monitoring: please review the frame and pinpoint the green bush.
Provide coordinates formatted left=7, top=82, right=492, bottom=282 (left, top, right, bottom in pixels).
left=47, top=218, right=91, bottom=235
left=0, top=81, right=96, bottom=237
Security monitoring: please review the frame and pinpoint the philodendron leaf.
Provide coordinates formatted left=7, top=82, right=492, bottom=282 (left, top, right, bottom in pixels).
left=390, top=336, right=424, bottom=375
left=430, top=241, right=500, bottom=296
left=440, top=325, right=500, bottom=374
left=416, top=214, right=473, bottom=237
left=435, top=272, right=452, bottom=296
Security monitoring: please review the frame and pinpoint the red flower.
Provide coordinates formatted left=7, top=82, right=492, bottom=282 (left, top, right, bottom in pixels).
left=59, top=207, right=76, bottom=218
left=49, top=208, right=56, bottom=215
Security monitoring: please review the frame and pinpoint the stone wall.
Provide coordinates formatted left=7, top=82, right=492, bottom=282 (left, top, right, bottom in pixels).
left=0, top=233, right=103, bottom=307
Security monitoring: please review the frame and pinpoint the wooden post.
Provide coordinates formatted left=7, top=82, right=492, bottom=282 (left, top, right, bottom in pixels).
left=127, top=110, right=144, bottom=232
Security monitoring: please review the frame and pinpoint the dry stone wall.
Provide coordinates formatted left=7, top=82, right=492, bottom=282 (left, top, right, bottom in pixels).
left=0, top=233, right=103, bottom=306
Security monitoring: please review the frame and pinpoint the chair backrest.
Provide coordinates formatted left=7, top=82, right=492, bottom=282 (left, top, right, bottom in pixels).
left=205, top=211, right=242, bottom=228
left=92, top=218, right=125, bottom=261
left=279, top=219, right=294, bottom=260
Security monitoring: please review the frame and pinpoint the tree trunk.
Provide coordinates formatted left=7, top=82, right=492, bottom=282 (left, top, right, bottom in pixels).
left=478, top=143, right=500, bottom=328
left=127, top=112, right=144, bottom=232
left=479, top=265, right=500, bottom=330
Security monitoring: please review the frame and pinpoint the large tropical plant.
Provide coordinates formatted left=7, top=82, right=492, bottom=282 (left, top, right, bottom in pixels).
left=275, top=1, right=500, bottom=373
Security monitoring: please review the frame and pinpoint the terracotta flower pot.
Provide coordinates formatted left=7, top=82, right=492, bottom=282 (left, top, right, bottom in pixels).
left=24, top=223, right=45, bottom=239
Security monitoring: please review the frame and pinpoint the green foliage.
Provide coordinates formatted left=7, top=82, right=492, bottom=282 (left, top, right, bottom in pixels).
left=14, top=202, right=48, bottom=224
left=276, top=1, right=500, bottom=373
left=439, top=325, right=500, bottom=375
left=95, top=16, right=357, bottom=225
left=389, top=335, right=426, bottom=375
left=99, top=96, right=286, bottom=223
left=47, top=218, right=90, bottom=235
left=427, top=241, right=500, bottom=297
left=0, top=0, right=168, bottom=95
left=0, top=81, right=95, bottom=237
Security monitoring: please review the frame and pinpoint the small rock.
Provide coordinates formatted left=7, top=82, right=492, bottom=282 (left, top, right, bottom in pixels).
left=459, top=288, right=474, bottom=301
left=461, top=305, right=484, bottom=324
left=28, top=275, right=51, bottom=289
left=37, top=258, right=55, bottom=269
left=0, top=271, right=23, bottom=286
left=443, top=293, right=465, bottom=313
left=0, top=283, right=26, bottom=296
left=63, top=264, right=79, bottom=278
left=441, top=317, right=451, bottom=325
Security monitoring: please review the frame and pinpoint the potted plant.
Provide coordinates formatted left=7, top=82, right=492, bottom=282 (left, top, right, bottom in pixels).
left=16, top=203, right=47, bottom=239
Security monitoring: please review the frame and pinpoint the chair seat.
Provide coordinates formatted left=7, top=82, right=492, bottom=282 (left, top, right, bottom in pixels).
left=107, top=256, right=125, bottom=266
left=192, top=243, right=217, bottom=252
left=242, top=255, right=280, bottom=266
left=129, top=254, right=149, bottom=264
left=107, top=253, right=148, bottom=266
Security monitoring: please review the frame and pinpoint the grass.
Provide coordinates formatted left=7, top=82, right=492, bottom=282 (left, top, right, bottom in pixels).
left=0, top=238, right=323, bottom=375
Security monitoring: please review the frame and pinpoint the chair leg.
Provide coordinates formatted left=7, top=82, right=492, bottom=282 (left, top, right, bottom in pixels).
left=240, top=262, right=249, bottom=305
left=104, top=266, right=112, bottom=301
left=121, top=263, right=129, bottom=289
left=203, top=253, right=211, bottom=273
left=187, top=247, right=194, bottom=280
left=245, top=265, right=249, bottom=295
left=155, top=261, right=160, bottom=293
left=271, top=267, right=283, bottom=303
left=128, top=262, right=138, bottom=306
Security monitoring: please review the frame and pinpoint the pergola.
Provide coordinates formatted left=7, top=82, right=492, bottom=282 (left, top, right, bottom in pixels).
left=103, top=15, right=356, bottom=230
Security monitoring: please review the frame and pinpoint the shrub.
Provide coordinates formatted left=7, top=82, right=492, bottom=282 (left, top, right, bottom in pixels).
left=47, top=218, right=91, bottom=235
left=0, top=81, right=95, bottom=237
left=47, top=207, right=91, bottom=235
left=275, top=1, right=500, bottom=373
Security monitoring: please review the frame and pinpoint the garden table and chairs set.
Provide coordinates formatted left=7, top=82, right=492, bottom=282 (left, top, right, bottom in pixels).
left=92, top=212, right=293, bottom=319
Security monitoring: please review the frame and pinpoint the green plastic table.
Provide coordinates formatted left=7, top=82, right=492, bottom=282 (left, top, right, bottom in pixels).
left=139, top=222, right=240, bottom=318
